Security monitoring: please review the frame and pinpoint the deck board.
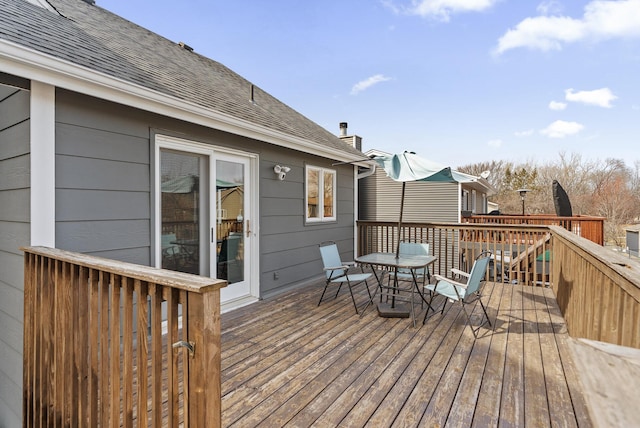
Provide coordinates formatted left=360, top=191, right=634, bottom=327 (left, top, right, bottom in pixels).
left=220, top=279, right=593, bottom=427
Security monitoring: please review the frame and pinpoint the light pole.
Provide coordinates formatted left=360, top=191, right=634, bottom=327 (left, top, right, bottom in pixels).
left=516, top=188, right=530, bottom=215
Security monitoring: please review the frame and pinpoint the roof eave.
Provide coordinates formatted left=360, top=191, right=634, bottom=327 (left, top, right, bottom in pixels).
left=0, top=39, right=360, bottom=164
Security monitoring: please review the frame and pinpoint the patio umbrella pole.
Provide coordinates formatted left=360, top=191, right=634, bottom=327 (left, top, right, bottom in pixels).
left=396, top=182, right=406, bottom=258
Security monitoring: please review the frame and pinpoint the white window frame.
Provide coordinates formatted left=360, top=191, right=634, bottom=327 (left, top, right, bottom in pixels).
left=305, top=165, right=337, bottom=223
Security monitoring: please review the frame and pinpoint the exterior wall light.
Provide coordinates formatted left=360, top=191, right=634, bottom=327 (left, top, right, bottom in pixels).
left=273, top=165, right=291, bottom=181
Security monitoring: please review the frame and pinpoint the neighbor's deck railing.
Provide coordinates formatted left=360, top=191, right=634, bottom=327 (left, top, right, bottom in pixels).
left=22, top=246, right=226, bottom=427
left=357, top=221, right=553, bottom=286
left=465, top=214, right=605, bottom=245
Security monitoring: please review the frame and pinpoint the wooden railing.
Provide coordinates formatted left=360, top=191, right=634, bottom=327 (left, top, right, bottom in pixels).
left=551, top=226, right=640, bottom=348
left=357, top=221, right=640, bottom=348
left=22, top=246, right=226, bottom=427
left=465, top=214, right=605, bottom=245
left=357, top=221, right=553, bottom=286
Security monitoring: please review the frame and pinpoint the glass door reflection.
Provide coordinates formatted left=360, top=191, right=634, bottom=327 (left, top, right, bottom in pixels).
left=216, top=159, right=244, bottom=284
left=160, top=150, right=204, bottom=275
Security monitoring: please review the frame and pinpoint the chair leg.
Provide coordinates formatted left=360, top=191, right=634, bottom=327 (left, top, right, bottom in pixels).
left=460, top=303, right=479, bottom=339
left=478, top=297, right=492, bottom=327
left=334, top=283, right=343, bottom=299
left=346, top=281, right=359, bottom=314
left=461, top=299, right=492, bottom=338
left=364, top=279, right=373, bottom=300
left=423, top=291, right=437, bottom=324
left=318, top=282, right=330, bottom=306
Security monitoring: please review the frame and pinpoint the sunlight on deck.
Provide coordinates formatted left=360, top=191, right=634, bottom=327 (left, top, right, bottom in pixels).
left=220, top=279, right=592, bottom=427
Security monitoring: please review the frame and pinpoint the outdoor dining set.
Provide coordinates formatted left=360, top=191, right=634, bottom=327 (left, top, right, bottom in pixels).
left=318, top=240, right=493, bottom=337
left=317, top=151, right=494, bottom=337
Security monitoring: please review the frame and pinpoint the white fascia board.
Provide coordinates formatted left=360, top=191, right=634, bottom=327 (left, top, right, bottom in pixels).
left=0, top=39, right=361, bottom=163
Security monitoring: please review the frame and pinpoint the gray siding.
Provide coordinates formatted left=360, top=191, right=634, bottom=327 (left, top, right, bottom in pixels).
left=0, top=79, right=30, bottom=428
left=55, top=90, right=153, bottom=264
left=259, top=156, right=356, bottom=297
left=55, top=89, right=356, bottom=297
left=359, top=167, right=459, bottom=223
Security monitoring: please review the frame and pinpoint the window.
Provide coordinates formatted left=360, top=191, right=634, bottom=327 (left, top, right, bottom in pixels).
left=471, top=190, right=477, bottom=213
left=461, top=189, right=469, bottom=211
left=306, top=166, right=336, bottom=222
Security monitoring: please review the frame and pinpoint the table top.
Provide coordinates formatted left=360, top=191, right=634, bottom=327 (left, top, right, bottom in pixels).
left=355, top=252, right=437, bottom=269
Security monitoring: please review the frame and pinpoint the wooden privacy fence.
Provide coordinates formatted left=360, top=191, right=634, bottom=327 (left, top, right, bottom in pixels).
left=551, top=226, right=640, bottom=348
left=466, top=214, right=605, bottom=246
left=22, top=246, right=226, bottom=427
left=357, top=221, right=554, bottom=286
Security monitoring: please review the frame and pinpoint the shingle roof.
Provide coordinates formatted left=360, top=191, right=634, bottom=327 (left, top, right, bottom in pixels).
left=0, top=0, right=364, bottom=158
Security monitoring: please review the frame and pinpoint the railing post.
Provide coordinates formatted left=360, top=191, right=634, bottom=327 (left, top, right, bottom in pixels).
left=186, top=287, right=222, bottom=427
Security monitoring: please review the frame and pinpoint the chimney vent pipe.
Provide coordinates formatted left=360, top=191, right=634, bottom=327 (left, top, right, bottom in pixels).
left=339, top=122, right=348, bottom=137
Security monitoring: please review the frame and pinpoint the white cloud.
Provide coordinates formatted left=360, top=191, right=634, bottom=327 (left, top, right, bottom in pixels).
left=406, top=0, right=500, bottom=22
left=540, top=120, right=584, bottom=138
left=514, top=129, right=534, bottom=137
left=350, top=74, right=392, bottom=95
left=549, top=100, right=567, bottom=110
left=537, top=1, right=563, bottom=16
left=565, top=87, right=617, bottom=108
left=487, top=138, right=503, bottom=148
left=494, top=0, right=640, bottom=55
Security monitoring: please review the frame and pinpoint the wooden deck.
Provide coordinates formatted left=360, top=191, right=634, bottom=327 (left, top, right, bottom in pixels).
left=220, top=279, right=593, bottom=427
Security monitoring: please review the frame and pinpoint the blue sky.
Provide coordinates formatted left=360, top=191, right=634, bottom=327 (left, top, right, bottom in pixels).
left=97, top=0, right=640, bottom=168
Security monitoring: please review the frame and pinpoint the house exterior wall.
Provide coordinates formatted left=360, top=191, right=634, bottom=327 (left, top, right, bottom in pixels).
left=359, top=167, right=459, bottom=223
left=54, top=89, right=356, bottom=296
left=627, top=229, right=639, bottom=256
left=0, top=83, right=357, bottom=423
left=55, top=89, right=154, bottom=263
left=0, top=77, right=30, bottom=428
left=260, top=152, right=356, bottom=297
left=465, top=185, right=488, bottom=214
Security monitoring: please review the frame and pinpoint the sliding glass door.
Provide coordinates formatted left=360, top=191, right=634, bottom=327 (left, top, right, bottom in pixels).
left=157, top=136, right=255, bottom=304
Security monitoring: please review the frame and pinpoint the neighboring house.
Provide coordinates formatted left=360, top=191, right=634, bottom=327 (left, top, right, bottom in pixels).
left=0, top=0, right=368, bottom=424
left=626, top=225, right=640, bottom=258
left=359, top=149, right=495, bottom=224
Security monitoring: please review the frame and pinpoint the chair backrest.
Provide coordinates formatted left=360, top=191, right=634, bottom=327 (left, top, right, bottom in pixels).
left=162, top=233, right=176, bottom=247
left=319, top=241, right=345, bottom=279
left=398, top=242, right=429, bottom=275
left=161, top=233, right=179, bottom=253
left=464, top=251, right=492, bottom=296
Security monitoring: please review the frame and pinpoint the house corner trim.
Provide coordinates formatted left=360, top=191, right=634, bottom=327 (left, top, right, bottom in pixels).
left=30, top=81, right=55, bottom=246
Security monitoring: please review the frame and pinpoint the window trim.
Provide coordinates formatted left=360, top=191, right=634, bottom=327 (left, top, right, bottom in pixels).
left=305, top=165, right=337, bottom=223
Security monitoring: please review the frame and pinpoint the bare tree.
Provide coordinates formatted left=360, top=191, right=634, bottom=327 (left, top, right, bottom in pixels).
left=456, top=152, right=640, bottom=244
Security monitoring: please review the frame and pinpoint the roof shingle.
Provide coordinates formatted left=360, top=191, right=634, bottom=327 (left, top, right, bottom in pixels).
left=0, top=0, right=363, bottom=158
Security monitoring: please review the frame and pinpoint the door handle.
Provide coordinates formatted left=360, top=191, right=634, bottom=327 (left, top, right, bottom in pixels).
left=246, top=219, right=251, bottom=237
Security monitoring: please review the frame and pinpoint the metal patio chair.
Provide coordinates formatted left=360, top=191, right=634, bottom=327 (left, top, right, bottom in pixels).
left=318, top=241, right=373, bottom=314
left=423, top=251, right=492, bottom=338
left=387, top=242, right=431, bottom=291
